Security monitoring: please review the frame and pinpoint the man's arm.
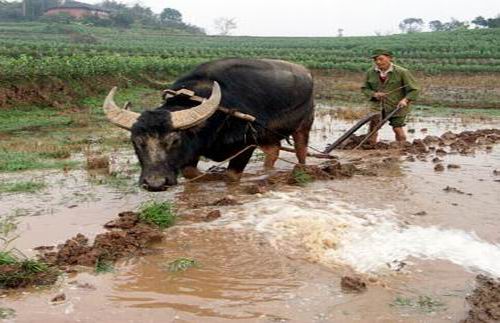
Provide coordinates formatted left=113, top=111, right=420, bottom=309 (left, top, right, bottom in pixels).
left=361, top=71, right=376, bottom=99
left=402, top=70, right=420, bottom=102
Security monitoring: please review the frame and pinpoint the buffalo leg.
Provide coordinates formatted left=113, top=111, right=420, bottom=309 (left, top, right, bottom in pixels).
left=182, top=158, right=203, bottom=179
left=292, top=122, right=312, bottom=165
left=260, top=143, right=281, bottom=169
left=226, top=146, right=256, bottom=181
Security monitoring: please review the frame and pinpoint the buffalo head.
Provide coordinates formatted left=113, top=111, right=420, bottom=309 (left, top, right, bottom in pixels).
left=102, top=82, right=222, bottom=191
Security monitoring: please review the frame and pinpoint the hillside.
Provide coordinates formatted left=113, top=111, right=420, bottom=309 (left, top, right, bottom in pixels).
left=0, top=22, right=499, bottom=108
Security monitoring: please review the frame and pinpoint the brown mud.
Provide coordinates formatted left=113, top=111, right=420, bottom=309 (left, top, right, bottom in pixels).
left=1, top=212, right=165, bottom=290
left=462, top=275, right=500, bottom=323
left=335, top=129, right=500, bottom=153
left=1, top=112, right=500, bottom=321
left=341, top=275, right=368, bottom=293
left=39, top=211, right=163, bottom=269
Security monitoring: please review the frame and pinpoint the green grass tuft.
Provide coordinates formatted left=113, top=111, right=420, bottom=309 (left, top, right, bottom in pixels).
left=0, top=150, right=78, bottom=172
left=0, top=307, right=15, bottom=319
left=0, top=180, right=46, bottom=193
left=21, top=259, right=48, bottom=274
left=292, top=168, right=313, bottom=186
left=139, top=201, right=176, bottom=229
left=95, top=258, right=115, bottom=274
left=0, top=251, right=59, bottom=289
left=390, top=295, right=447, bottom=313
left=0, top=251, right=17, bottom=265
left=167, top=258, right=199, bottom=272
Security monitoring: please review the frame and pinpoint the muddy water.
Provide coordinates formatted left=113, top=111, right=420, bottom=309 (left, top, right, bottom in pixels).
left=1, top=107, right=500, bottom=322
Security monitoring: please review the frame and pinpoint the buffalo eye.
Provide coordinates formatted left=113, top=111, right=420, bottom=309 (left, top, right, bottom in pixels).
left=133, top=136, right=147, bottom=149
left=163, top=133, right=181, bottom=148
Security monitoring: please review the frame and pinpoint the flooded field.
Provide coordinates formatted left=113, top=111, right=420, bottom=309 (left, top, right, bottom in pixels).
left=1, top=105, right=499, bottom=322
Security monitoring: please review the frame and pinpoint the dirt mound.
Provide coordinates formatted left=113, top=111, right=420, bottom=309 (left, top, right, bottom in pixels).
left=267, top=162, right=358, bottom=187
left=39, top=212, right=163, bottom=267
left=403, top=129, right=500, bottom=156
left=336, top=134, right=390, bottom=150
left=341, top=275, right=367, bottom=293
left=462, top=275, right=500, bottom=323
left=334, top=129, right=500, bottom=154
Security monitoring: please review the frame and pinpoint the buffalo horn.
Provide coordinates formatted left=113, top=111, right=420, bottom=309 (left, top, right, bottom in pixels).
left=102, top=87, right=140, bottom=130
left=170, top=82, right=222, bottom=130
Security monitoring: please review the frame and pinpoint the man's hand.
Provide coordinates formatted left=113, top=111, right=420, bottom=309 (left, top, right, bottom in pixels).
left=372, top=92, right=387, bottom=101
left=397, top=98, right=409, bottom=108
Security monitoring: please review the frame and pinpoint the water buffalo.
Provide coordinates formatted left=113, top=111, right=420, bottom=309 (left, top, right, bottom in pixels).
left=103, top=58, right=314, bottom=191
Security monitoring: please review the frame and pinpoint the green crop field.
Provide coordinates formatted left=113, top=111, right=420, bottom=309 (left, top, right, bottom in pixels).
left=1, top=22, right=500, bottom=83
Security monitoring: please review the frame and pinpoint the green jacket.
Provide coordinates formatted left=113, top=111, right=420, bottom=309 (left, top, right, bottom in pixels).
left=361, top=64, right=420, bottom=117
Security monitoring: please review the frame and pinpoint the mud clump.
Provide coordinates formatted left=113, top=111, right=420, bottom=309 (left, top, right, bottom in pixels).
left=423, top=135, right=442, bottom=146
left=104, top=211, right=138, bottom=229
left=51, top=293, right=66, bottom=303
left=211, top=196, right=240, bottom=206
left=191, top=195, right=241, bottom=208
left=39, top=212, right=164, bottom=267
left=86, top=154, right=110, bottom=171
left=443, top=186, right=465, bottom=194
left=204, top=210, right=221, bottom=222
left=434, top=164, right=445, bottom=172
left=244, top=181, right=269, bottom=195
left=462, top=275, right=500, bottom=323
left=336, top=134, right=390, bottom=150
left=271, top=162, right=359, bottom=187
left=334, top=129, right=500, bottom=157
left=320, top=161, right=358, bottom=179
left=341, top=276, right=367, bottom=293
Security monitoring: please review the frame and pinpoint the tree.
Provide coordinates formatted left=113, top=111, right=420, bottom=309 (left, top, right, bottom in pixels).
left=160, top=8, right=181, bottom=23
left=111, top=11, right=133, bottom=28
left=441, top=18, right=468, bottom=31
left=0, top=1, right=23, bottom=20
left=337, top=28, right=343, bottom=37
left=20, top=0, right=60, bottom=19
left=99, top=0, right=128, bottom=11
left=214, top=17, right=237, bottom=35
left=429, top=20, right=444, bottom=31
left=487, top=15, right=500, bottom=28
left=472, top=16, right=488, bottom=28
left=398, top=18, right=424, bottom=33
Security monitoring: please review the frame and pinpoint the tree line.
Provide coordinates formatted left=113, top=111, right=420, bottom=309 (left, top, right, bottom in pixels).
left=399, top=14, right=500, bottom=33
left=0, top=0, right=205, bottom=34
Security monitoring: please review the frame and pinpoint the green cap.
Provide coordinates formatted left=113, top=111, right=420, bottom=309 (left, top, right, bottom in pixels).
left=371, top=49, right=394, bottom=58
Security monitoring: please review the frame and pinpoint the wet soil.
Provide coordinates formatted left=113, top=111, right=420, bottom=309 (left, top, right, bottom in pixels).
left=462, top=275, right=500, bottom=323
left=336, top=129, right=500, bottom=154
left=341, top=275, right=367, bottom=293
left=1, top=111, right=500, bottom=321
left=39, top=212, right=163, bottom=268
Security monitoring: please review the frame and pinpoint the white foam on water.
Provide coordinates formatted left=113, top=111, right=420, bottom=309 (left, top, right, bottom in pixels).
left=221, top=190, right=500, bottom=277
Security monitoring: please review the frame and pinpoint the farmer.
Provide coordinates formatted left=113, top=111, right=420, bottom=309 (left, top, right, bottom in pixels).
left=361, top=49, right=420, bottom=144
